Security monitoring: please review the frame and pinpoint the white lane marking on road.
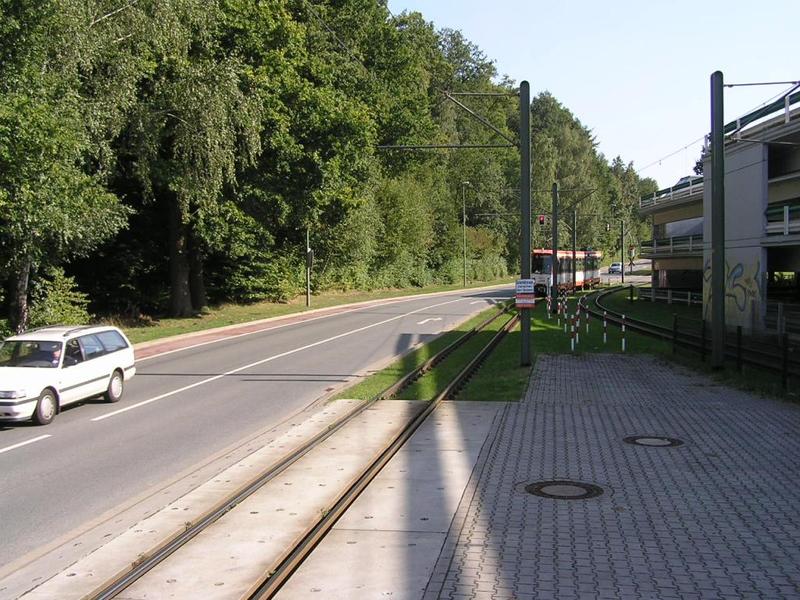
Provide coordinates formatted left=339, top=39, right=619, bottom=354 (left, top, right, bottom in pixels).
left=137, top=293, right=464, bottom=363
left=0, top=435, right=52, bottom=456
left=417, top=317, right=443, bottom=325
left=93, top=298, right=464, bottom=422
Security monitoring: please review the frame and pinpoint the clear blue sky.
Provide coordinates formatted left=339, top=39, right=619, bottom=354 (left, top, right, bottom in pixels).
left=387, top=0, right=799, bottom=189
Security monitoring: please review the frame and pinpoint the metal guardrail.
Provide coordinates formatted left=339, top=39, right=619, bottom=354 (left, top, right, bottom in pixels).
left=641, top=235, right=704, bottom=256
left=639, top=176, right=703, bottom=210
left=640, top=88, right=800, bottom=212
left=581, top=287, right=800, bottom=389
left=637, top=287, right=703, bottom=306
left=724, top=88, right=800, bottom=135
left=765, top=202, right=800, bottom=236
left=766, top=301, right=800, bottom=336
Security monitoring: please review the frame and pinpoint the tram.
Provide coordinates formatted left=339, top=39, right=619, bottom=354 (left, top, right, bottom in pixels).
left=531, top=249, right=602, bottom=295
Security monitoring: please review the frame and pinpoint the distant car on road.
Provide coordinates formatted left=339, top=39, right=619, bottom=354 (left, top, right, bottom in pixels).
left=608, top=262, right=622, bottom=274
left=0, top=325, right=136, bottom=425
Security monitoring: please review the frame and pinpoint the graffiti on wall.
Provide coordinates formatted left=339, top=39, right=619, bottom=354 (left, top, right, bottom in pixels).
left=703, top=258, right=763, bottom=321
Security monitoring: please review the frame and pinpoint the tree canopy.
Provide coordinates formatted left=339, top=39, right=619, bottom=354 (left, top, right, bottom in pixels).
left=0, top=0, right=656, bottom=330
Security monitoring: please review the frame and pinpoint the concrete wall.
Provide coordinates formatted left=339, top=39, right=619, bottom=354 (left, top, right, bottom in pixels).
left=703, top=142, right=768, bottom=332
left=768, top=177, right=800, bottom=204
left=653, top=203, right=703, bottom=225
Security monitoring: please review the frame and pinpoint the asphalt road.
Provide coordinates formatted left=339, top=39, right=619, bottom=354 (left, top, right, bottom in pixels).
left=0, top=287, right=512, bottom=569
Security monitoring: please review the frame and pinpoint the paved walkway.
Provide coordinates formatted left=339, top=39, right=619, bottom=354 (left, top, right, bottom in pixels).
left=425, top=355, right=800, bottom=599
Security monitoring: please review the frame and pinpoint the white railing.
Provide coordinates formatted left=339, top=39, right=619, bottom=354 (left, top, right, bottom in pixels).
left=765, top=204, right=800, bottom=236
left=641, top=235, right=703, bottom=257
left=639, top=177, right=704, bottom=211
left=638, top=288, right=703, bottom=306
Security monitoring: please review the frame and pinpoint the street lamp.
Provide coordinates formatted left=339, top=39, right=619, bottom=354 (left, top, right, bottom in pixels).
left=461, top=181, right=470, bottom=287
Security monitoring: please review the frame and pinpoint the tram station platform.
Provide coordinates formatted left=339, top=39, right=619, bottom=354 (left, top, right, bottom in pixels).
left=282, top=354, right=800, bottom=599
left=421, top=355, right=800, bottom=600
left=6, top=354, right=800, bottom=599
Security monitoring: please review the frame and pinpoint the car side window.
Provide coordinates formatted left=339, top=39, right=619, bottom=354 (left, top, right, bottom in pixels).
left=78, top=334, right=105, bottom=361
left=96, top=330, right=128, bottom=353
left=64, top=339, right=84, bottom=366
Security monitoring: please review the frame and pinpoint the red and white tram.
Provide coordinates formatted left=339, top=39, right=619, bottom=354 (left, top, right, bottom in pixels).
left=531, top=249, right=602, bottom=295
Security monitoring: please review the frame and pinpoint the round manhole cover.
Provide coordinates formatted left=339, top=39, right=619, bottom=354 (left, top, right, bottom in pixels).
left=524, top=480, right=603, bottom=500
left=623, top=436, right=684, bottom=447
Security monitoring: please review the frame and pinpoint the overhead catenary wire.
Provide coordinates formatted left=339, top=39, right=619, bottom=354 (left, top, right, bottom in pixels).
left=637, top=136, right=706, bottom=173
left=638, top=81, right=799, bottom=174
left=725, top=80, right=800, bottom=87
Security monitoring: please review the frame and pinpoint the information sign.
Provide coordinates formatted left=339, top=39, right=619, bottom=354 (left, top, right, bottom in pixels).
left=515, top=279, right=535, bottom=294
left=515, top=278, right=536, bottom=309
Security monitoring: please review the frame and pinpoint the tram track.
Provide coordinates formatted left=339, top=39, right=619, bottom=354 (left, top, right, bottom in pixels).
left=85, top=304, right=517, bottom=600
left=580, top=287, right=800, bottom=378
left=251, top=310, right=519, bottom=599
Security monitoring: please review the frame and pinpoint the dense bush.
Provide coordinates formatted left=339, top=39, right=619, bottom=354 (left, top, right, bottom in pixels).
left=27, top=268, right=92, bottom=328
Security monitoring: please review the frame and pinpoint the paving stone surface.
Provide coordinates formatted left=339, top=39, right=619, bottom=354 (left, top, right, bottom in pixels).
left=425, top=355, right=800, bottom=599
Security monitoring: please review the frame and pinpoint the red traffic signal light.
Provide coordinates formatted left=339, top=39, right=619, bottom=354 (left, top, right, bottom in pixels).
left=538, top=214, right=545, bottom=225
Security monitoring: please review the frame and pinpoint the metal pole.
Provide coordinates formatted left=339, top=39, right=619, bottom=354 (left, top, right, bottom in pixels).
left=462, top=181, right=469, bottom=288
left=711, top=70, right=726, bottom=369
left=306, top=227, right=311, bottom=308
left=572, top=210, right=577, bottom=290
left=550, top=182, right=559, bottom=313
left=520, top=81, right=531, bottom=367
left=620, top=220, right=625, bottom=284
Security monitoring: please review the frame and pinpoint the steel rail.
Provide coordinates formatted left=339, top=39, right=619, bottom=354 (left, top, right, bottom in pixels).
left=580, top=289, right=800, bottom=375
left=248, top=313, right=520, bottom=599
left=90, top=302, right=513, bottom=600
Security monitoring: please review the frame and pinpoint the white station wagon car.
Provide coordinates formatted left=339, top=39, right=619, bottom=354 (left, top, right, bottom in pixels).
left=0, top=325, right=136, bottom=425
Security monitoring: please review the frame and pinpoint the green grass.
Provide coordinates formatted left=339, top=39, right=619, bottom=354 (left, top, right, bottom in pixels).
left=114, top=277, right=515, bottom=345
left=336, top=293, right=668, bottom=405
left=331, top=288, right=797, bottom=406
left=456, top=321, right=530, bottom=401
left=457, top=296, right=669, bottom=401
left=334, top=303, right=509, bottom=401
left=600, top=287, right=702, bottom=330
left=396, top=311, right=513, bottom=400
left=592, top=288, right=797, bottom=401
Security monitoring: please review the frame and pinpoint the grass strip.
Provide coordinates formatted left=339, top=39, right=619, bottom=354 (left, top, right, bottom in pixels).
left=456, top=320, right=530, bottom=402
left=335, top=289, right=797, bottom=407
left=396, top=313, right=512, bottom=400
left=594, top=290, right=796, bottom=400
left=601, top=287, right=702, bottom=330
left=334, top=303, right=508, bottom=401
left=460, top=294, right=673, bottom=401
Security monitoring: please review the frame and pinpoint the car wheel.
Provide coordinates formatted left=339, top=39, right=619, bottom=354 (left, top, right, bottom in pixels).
left=104, top=370, right=124, bottom=403
left=32, top=389, right=58, bottom=426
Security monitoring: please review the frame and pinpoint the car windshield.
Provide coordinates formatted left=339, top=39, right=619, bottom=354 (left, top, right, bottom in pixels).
left=0, top=340, right=63, bottom=368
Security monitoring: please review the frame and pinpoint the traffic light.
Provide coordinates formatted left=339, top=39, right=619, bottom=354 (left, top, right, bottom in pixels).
left=538, top=214, right=546, bottom=226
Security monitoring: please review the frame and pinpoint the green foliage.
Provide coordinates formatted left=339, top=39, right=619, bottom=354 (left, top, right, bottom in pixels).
left=28, top=267, right=92, bottom=328
left=227, top=252, right=303, bottom=304
left=0, top=1, right=654, bottom=324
